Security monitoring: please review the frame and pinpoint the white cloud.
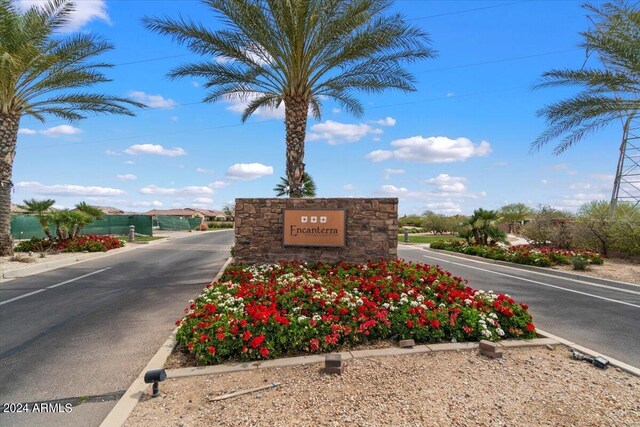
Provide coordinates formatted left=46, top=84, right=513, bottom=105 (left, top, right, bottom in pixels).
left=424, top=174, right=467, bottom=192
left=226, top=163, right=274, bottom=180
left=116, top=174, right=137, bottom=181
left=131, top=200, right=163, bottom=208
left=16, top=181, right=125, bottom=196
left=541, top=179, right=549, bottom=185
left=196, top=167, right=214, bottom=174
left=551, top=163, right=569, bottom=170
left=368, top=136, right=491, bottom=163
left=384, top=169, right=405, bottom=179
left=425, top=201, right=462, bottom=214
left=343, top=184, right=356, bottom=191
left=128, top=91, right=176, bottom=108
left=555, top=192, right=608, bottom=210
left=332, top=108, right=342, bottom=114
left=494, top=161, right=509, bottom=167
left=192, top=197, right=214, bottom=204
left=569, top=183, right=591, bottom=190
left=18, top=0, right=110, bottom=32
left=208, top=181, right=228, bottom=189
left=124, top=160, right=136, bottom=165
left=106, top=150, right=120, bottom=156
left=124, top=144, right=186, bottom=157
left=139, top=185, right=214, bottom=196
left=591, top=173, right=615, bottom=181
left=225, top=93, right=285, bottom=119
left=308, top=120, right=382, bottom=145
left=379, top=185, right=410, bottom=196
left=365, top=149, right=394, bottom=163
left=18, top=125, right=81, bottom=137
left=446, top=92, right=455, bottom=98
left=375, top=117, right=396, bottom=126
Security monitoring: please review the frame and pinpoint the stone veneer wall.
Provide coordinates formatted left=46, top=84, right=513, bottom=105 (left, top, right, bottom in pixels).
left=234, top=198, right=398, bottom=264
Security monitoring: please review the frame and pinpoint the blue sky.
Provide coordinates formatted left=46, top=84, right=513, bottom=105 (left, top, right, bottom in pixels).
left=13, top=0, right=618, bottom=215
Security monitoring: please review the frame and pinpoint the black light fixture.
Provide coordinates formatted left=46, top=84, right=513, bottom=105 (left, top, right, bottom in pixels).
left=144, top=369, right=167, bottom=397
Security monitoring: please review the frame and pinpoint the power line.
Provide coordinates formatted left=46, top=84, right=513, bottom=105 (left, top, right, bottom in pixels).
left=407, top=1, right=527, bottom=21
left=20, top=85, right=531, bottom=151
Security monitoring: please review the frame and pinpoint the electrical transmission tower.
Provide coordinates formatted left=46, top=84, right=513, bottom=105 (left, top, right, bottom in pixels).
left=611, top=114, right=640, bottom=212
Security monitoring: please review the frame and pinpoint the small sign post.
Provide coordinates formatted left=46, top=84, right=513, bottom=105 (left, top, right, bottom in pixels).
left=283, top=209, right=346, bottom=247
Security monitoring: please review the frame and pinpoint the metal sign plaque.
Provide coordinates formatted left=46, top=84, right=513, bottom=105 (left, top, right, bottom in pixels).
left=283, top=209, right=346, bottom=247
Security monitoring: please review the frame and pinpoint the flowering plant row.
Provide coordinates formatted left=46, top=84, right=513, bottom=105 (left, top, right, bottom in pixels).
left=176, top=260, right=536, bottom=365
left=14, top=235, right=124, bottom=253
left=429, top=240, right=604, bottom=267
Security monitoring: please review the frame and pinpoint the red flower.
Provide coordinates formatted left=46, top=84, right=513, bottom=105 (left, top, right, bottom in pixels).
left=250, top=334, right=265, bottom=349
left=430, top=319, right=440, bottom=329
left=187, top=342, right=194, bottom=350
left=259, top=347, right=269, bottom=358
left=230, top=325, right=239, bottom=335
left=217, top=332, right=225, bottom=340
left=239, top=319, right=247, bottom=327
left=208, top=346, right=216, bottom=354
left=243, top=330, right=252, bottom=341
left=199, top=334, right=209, bottom=343
left=309, top=339, right=320, bottom=352
left=406, top=320, right=414, bottom=328
left=526, top=323, right=536, bottom=332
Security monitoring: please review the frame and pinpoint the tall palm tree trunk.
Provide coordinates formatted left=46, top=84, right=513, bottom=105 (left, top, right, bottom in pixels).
left=284, top=95, right=309, bottom=198
left=0, top=113, right=19, bottom=256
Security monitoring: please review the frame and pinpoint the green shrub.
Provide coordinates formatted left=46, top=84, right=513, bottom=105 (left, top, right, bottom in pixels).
left=14, top=238, right=53, bottom=252
left=572, top=255, right=589, bottom=271
left=208, top=221, right=234, bottom=229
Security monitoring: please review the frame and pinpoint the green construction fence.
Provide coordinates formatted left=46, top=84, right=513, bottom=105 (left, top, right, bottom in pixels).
left=156, top=215, right=202, bottom=231
left=11, top=215, right=153, bottom=239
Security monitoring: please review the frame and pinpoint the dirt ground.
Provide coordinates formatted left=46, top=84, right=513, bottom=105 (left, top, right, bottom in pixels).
left=126, top=346, right=640, bottom=427
left=551, top=257, right=640, bottom=284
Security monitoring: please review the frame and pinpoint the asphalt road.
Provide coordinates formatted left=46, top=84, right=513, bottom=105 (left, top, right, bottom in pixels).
left=398, top=246, right=640, bottom=368
left=0, top=230, right=234, bottom=427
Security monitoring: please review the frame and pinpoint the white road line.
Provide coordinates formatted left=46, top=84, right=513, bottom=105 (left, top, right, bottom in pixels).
left=422, top=254, right=640, bottom=309
left=413, top=249, right=640, bottom=293
left=0, top=268, right=111, bottom=306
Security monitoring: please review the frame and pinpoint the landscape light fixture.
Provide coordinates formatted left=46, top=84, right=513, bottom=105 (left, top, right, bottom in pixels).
left=144, top=369, right=167, bottom=397
left=570, top=350, right=609, bottom=369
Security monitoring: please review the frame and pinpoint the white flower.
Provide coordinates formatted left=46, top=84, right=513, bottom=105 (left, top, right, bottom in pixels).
left=416, top=295, right=425, bottom=302
left=400, top=297, right=409, bottom=304
left=439, top=303, right=446, bottom=308
left=297, top=316, right=308, bottom=322
left=312, top=314, right=322, bottom=321
left=497, top=328, right=505, bottom=336
left=382, top=303, right=390, bottom=309
left=464, top=299, right=472, bottom=306
left=410, top=301, right=419, bottom=307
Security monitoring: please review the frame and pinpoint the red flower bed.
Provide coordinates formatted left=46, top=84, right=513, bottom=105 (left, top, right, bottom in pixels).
left=14, top=235, right=124, bottom=253
left=430, top=240, right=604, bottom=267
left=176, top=260, right=536, bottom=365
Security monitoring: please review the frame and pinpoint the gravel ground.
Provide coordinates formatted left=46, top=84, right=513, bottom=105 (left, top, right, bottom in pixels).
left=126, top=346, right=640, bottom=427
left=0, top=251, right=79, bottom=273
left=551, top=258, right=640, bottom=284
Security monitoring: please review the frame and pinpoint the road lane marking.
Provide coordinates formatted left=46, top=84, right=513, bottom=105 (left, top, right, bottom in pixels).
left=0, top=268, right=111, bottom=306
left=410, top=248, right=640, bottom=292
left=422, top=254, right=640, bottom=309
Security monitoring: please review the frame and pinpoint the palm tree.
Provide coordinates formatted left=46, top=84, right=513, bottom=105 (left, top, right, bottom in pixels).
left=533, top=1, right=640, bottom=154
left=462, top=208, right=506, bottom=246
left=144, top=0, right=435, bottom=197
left=274, top=173, right=316, bottom=197
left=17, top=198, right=56, bottom=241
left=0, top=0, right=145, bottom=256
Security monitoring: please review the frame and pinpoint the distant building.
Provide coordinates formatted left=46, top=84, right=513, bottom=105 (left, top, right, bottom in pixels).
left=95, top=206, right=125, bottom=215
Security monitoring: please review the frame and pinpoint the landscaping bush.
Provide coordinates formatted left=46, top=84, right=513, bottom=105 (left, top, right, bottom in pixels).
left=207, top=221, right=234, bottom=229
left=14, top=237, right=54, bottom=252
left=572, top=255, right=589, bottom=271
left=176, top=260, right=537, bottom=365
left=429, top=241, right=603, bottom=267
left=14, top=234, right=124, bottom=253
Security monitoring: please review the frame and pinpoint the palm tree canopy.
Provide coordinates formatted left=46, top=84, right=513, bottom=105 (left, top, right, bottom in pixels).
left=274, top=172, right=317, bottom=197
left=144, top=0, right=436, bottom=121
left=17, top=198, right=56, bottom=216
left=0, top=0, right=145, bottom=120
left=533, top=0, right=640, bottom=154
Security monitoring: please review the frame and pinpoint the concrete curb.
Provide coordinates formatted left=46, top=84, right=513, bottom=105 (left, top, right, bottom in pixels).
left=536, top=329, right=640, bottom=377
left=99, top=256, right=233, bottom=427
left=157, top=338, right=560, bottom=380
left=1, top=230, right=229, bottom=282
left=422, top=247, right=640, bottom=287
